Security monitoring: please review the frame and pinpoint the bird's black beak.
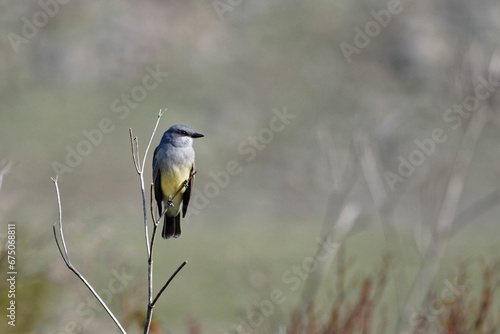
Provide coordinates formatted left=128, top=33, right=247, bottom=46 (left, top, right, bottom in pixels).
left=191, top=132, right=204, bottom=138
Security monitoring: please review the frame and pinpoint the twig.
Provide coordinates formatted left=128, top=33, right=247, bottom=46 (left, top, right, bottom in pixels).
left=130, top=128, right=150, bottom=259
left=51, top=176, right=127, bottom=334
left=150, top=184, right=157, bottom=225
left=133, top=109, right=166, bottom=255
left=152, top=261, right=188, bottom=306
left=129, top=130, right=140, bottom=174
left=130, top=109, right=164, bottom=254
left=142, top=109, right=165, bottom=171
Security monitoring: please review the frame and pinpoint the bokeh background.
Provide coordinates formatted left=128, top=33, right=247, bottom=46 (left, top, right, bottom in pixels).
left=1, top=0, right=500, bottom=333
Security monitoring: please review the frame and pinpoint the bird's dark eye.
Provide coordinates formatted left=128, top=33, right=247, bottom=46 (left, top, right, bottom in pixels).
left=180, top=130, right=188, bottom=135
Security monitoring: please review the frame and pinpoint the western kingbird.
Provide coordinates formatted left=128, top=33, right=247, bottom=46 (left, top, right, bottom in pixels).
left=152, top=124, right=204, bottom=239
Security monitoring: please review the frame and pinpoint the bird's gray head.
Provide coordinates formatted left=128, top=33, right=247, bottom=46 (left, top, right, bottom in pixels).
left=160, top=124, right=204, bottom=147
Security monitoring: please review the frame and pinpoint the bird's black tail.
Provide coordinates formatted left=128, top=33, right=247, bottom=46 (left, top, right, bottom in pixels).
left=162, top=214, right=181, bottom=239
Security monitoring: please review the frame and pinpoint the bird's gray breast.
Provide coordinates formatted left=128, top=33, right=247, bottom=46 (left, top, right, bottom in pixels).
left=158, top=145, right=195, bottom=171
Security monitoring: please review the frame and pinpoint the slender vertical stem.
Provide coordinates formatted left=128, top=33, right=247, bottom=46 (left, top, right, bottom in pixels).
left=133, top=109, right=165, bottom=334
left=130, top=109, right=165, bottom=259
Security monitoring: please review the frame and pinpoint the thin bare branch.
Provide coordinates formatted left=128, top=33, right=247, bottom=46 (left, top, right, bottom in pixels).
left=141, top=109, right=165, bottom=174
left=150, top=183, right=157, bottom=225
left=152, top=261, right=188, bottom=306
left=149, top=224, right=159, bottom=257
left=51, top=177, right=127, bottom=334
left=145, top=221, right=159, bottom=334
left=52, top=224, right=67, bottom=263
left=129, top=129, right=140, bottom=174
left=136, top=108, right=168, bottom=260
left=52, top=176, right=71, bottom=263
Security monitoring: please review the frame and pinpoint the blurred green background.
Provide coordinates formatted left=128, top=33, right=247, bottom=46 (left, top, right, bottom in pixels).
left=1, top=0, right=500, bottom=333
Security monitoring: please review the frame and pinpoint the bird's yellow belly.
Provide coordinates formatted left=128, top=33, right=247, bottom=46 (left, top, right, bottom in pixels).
left=161, top=166, right=190, bottom=216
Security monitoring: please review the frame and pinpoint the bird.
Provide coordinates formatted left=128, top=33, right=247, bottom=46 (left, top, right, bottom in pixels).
left=152, top=124, right=204, bottom=239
